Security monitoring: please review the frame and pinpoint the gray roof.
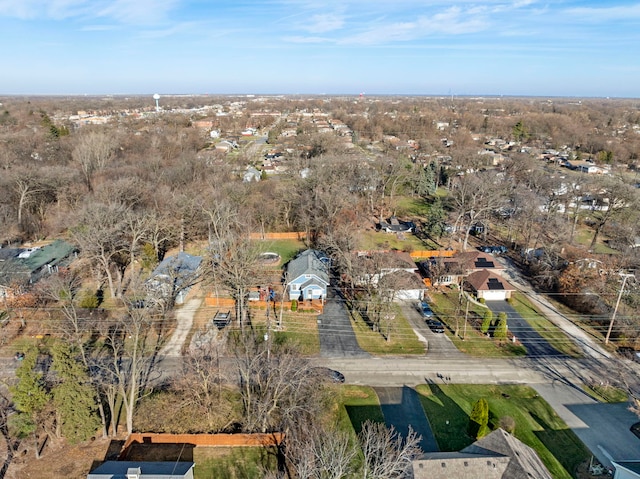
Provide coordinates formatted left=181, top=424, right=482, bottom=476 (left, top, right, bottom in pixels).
left=87, top=461, right=195, bottom=479
left=151, top=252, right=202, bottom=279
left=413, top=429, right=552, bottom=479
left=413, top=453, right=509, bottom=479
left=286, top=249, right=329, bottom=284
left=614, top=461, right=640, bottom=477
left=461, top=428, right=553, bottom=479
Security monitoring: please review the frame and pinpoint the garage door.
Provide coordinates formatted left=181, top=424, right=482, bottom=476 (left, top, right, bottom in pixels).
left=482, top=291, right=507, bottom=301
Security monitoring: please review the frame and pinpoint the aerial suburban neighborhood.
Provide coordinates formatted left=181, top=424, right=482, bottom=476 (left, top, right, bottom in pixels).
left=2, top=93, right=640, bottom=479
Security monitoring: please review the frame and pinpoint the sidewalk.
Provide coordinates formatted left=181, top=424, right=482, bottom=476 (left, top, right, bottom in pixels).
left=497, top=256, right=611, bottom=360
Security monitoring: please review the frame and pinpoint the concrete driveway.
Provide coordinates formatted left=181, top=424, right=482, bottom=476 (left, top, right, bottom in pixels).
left=534, top=382, right=640, bottom=470
left=487, top=300, right=563, bottom=357
left=399, top=301, right=465, bottom=359
left=317, top=286, right=368, bottom=358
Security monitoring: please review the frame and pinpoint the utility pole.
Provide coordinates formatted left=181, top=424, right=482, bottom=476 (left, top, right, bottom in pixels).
left=463, top=297, right=469, bottom=340
left=605, top=273, right=634, bottom=345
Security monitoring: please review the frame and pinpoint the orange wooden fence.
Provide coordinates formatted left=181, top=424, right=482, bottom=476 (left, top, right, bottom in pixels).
left=121, top=433, right=284, bottom=456
left=249, top=232, right=307, bottom=240
left=410, top=250, right=457, bottom=259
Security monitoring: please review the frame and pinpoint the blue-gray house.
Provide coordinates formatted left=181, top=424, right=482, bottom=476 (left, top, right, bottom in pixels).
left=286, top=249, right=330, bottom=301
left=147, top=252, right=202, bottom=305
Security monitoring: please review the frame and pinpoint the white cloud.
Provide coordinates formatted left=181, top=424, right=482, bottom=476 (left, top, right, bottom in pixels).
left=284, top=35, right=333, bottom=43
left=565, top=3, right=640, bottom=22
left=339, top=6, right=488, bottom=44
left=0, top=0, right=87, bottom=19
left=97, top=0, right=181, bottom=24
left=304, top=13, right=345, bottom=33
left=0, top=0, right=180, bottom=24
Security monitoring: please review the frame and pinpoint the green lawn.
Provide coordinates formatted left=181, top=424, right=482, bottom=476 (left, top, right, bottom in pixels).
left=416, top=384, right=590, bottom=479
left=193, top=446, right=277, bottom=479
left=429, top=291, right=526, bottom=357
left=395, top=196, right=431, bottom=218
left=338, top=385, right=385, bottom=435
left=509, top=293, right=583, bottom=358
left=582, top=383, right=629, bottom=403
left=358, top=230, right=432, bottom=252
left=573, top=228, right=619, bottom=255
left=349, top=304, right=425, bottom=355
left=255, top=238, right=306, bottom=265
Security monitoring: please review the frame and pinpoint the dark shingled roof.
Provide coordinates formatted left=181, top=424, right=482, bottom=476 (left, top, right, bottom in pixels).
left=461, top=428, right=553, bottom=479
left=413, top=429, right=553, bottom=479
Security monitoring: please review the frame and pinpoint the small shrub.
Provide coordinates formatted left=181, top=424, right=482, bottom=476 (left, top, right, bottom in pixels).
left=78, top=290, right=99, bottom=309
left=468, top=398, right=489, bottom=439
left=481, top=310, right=493, bottom=334
left=498, top=416, right=516, bottom=434
left=478, top=297, right=486, bottom=304
left=494, top=312, right=508, bottom=340
left=290, top=299, right=298, bottom=312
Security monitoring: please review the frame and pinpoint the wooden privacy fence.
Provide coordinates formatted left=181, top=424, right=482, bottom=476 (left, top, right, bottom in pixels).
left=120, top=433, right=284, bottom=458
left=249, top=232, right=307, bottom=240
left=410, top=250, right=457, bottom=259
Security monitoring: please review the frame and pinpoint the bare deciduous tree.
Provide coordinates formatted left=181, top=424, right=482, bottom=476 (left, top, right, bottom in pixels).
left=71, top=130, right=118, bottom=192
left=358, top=420, right=422, bottom=479
left=233, top=332, right=323, bottom=434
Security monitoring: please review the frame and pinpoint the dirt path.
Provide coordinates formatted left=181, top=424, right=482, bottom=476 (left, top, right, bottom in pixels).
left=159, top=298, right=202, bottom=357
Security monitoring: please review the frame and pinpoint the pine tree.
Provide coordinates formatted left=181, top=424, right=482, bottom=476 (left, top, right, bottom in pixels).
left=481, top=309, right=493, bottom=334
left=468, top=398, right=490, bottom=439
left=494, top=312, right=508, bottom=340
left=9, top=349, right=50, bottom=458
left=51, top=341, right=101, bottom=444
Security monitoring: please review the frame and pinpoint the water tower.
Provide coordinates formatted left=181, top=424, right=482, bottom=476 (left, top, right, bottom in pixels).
left=153, top=93, right=160, bottom=112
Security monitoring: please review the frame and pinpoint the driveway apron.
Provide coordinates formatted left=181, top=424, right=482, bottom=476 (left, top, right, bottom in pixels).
left=374, top=386, right=439, bottom=453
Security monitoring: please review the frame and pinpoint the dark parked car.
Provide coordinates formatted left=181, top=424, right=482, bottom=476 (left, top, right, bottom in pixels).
left=480, top=245, right=508, bottom=255
left=426, top=319, right=445, bottom=333
left=313, top=367, right=345, bottom=383
left=419, top=301, right=434, bottom=318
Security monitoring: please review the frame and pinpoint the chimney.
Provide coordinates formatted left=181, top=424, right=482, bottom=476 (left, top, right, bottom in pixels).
left=126, top=467, right=141, bottom=479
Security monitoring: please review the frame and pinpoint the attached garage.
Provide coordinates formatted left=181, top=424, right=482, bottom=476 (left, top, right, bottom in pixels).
left=465, top=270, right=516, bottom=301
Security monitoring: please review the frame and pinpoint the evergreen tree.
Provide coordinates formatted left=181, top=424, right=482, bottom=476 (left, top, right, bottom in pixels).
left=424, top=197, right=446, bottom=238
left=481, top=309, right=493, bottom=334
left=51, top=341, right=101, bottom=443
left=494, top=312, right=508, bottom=340
left=468, top=398, right=490, bottom=439
left=9, top=349, right=50, bottom=458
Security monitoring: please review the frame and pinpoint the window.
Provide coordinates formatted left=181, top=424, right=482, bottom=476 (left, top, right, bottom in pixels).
left=291, top=283, right=299, bottom=291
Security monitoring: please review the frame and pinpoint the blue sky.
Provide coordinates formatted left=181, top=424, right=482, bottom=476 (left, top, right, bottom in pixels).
left=1, top=0, right=639, bottom=97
